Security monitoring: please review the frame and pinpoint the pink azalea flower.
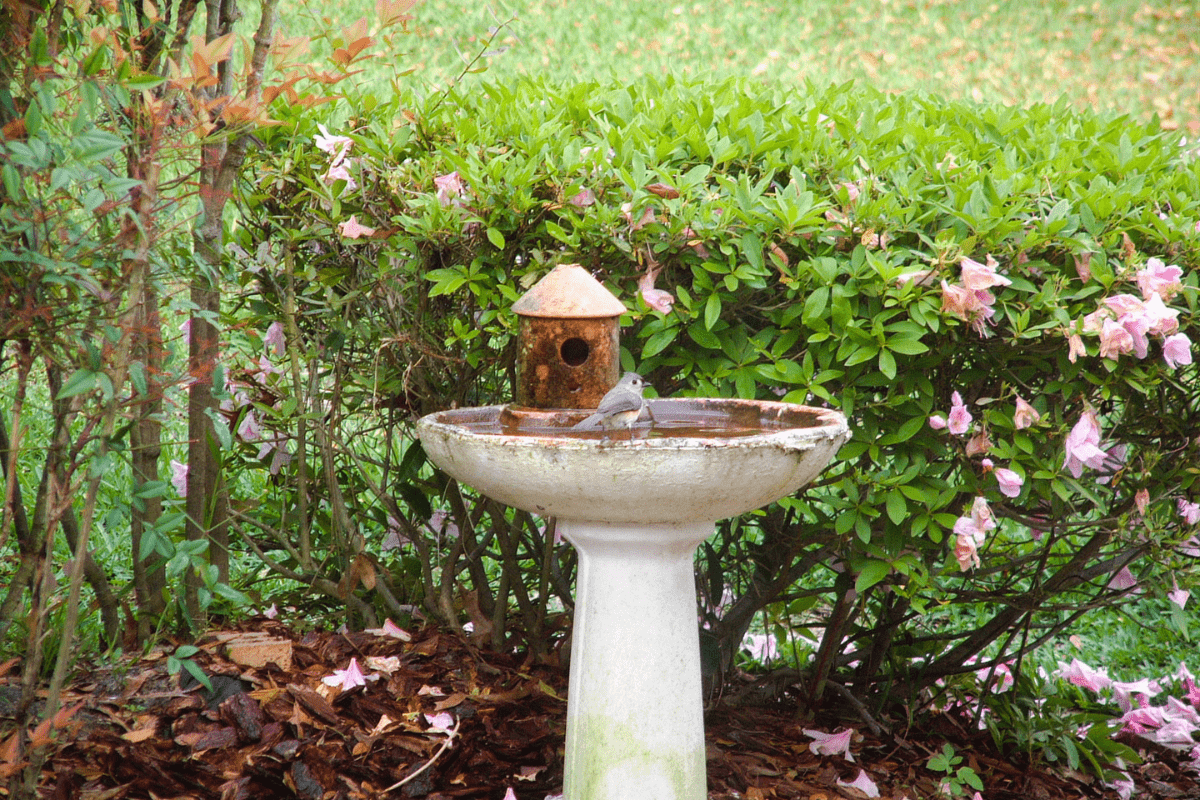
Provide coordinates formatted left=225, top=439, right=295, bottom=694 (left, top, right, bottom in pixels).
left=264, top=321, right=285, bottom=356
left=948, top=391, right=972, bottom=435
left=1068, top=332, right=1086, bottom=363
left=323, top=161, right=357, bottom=192
left=1137, top=257, right=1184, bottom=301
left=928, top=414, right=948, bottom=430
left=314, top=124, right=354, bottom=161
left=960, top=255, right=1012, bottom=292
left=1098, top=318, right=1136, bottom=360
left=994, top=467, right=1023, bottom=498
left=953, top=497, right=994, bottom=571
left=1163, top=333, right=1193, bottom=368
left=637, top=264, right=675, bottom=313
left=964, top=429, right=991, bottom=457
left=434, top=171, right=468, bottom=207
left=338, top=215, right=376, bottom=239
left=802, top=728, right=855, bottom=761
left=1169, top=587, right=1190, bottom=609
left=180, top=318, right=191, bottom=347
left=502, top=789, right=517, bottom=800
left=323, top=657, right=368, bottom=691
left=1108, top=565, right=1138, bottom=591
left=170, top=459, right=188, bottom=496
left=1142, top=293, right=1180, bottom=336
left=1074, top=251, right=1093, bottom=282
left=1180, top=499, right=1200, bottom=525
left=835, top=770, right=879, bottom=798
left=1013, top=396, right=1040, bottom=429
left=1063, top=410, right=1108, bottom=478
left=1057, top=658, right=1112, bottom=692
left=569, top=188, right=596, bottom=207
left=263, top=603, right=279, bottom=619
left=238, top=409, right=262, bottom=441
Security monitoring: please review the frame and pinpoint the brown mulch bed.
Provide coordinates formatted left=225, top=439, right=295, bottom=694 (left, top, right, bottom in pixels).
left=2, top=618, right=1195, bottom=799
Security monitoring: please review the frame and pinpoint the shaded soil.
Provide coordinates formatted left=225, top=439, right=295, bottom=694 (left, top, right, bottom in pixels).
left=3, top=619, right=1196, bottom=799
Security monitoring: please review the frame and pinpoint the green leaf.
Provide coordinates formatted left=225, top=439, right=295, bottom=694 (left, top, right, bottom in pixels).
left=704, top=293, right=721, bottom=330
left=642, top=327, right=678, bottom=357
left=486, top=227, right=505, bottom=249
left=57, top=369, right=98, bottom=400
left=855, top=559, right=891, bottom=593
left=885, top=489, right=907, bottom=524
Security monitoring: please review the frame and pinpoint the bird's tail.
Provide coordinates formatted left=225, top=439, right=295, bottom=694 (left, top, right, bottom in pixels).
left=572, top=412, right=604, bottom=430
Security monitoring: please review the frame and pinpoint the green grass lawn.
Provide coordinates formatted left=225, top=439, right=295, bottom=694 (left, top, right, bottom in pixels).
left=284, top=0, right=1199, bottom=132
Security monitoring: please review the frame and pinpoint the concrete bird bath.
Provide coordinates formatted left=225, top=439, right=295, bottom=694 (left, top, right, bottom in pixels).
left=416, top=397, right=849, bottom=800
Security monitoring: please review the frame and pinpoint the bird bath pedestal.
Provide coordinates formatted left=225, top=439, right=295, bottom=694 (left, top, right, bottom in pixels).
left=416, top=398, right=849, bottom=800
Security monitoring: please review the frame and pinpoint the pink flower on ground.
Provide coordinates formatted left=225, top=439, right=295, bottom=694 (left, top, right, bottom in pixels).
left=1137, top=257, right=1184, bottom=301
left=1169, top=587, right=1190, bottom=610
left=338, top=215, right=376, bottom=239
left=1063, top=410, right=1108, bottom=479
left=263, top=603, right=278, bottom=619
left=802, top=728, right=855, bottom=761
left=1013, top=396, right=1040, bottom=429
left=948, top=391, right=972, bottom=435
left=323, top=657, right=368, bottom=691
left=1112, top=677, right=1160, bottom=712
left=170, top=459, right=188, bottom=496
left=424, top=711, right=456, bottom=732
left=835, top=770, right=879, bottom=798
left=1163, top=333, right=1193, bottom=368
left=994, top=467, right=1023, bottom=498
left=1057, top=658, right=1112, bottom=692
left=1180, top=499, right=1200, bottom=525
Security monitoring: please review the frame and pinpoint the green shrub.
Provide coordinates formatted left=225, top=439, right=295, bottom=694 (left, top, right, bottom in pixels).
left=233, top=75, right=1199, bottom=702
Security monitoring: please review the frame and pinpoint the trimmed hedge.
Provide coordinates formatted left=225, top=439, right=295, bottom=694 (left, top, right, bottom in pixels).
left=234, top=75, right=1199, bottom=706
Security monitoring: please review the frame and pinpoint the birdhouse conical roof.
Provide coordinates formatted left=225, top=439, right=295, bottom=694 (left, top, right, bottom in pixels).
left=511, top=264, right=628, bottom=318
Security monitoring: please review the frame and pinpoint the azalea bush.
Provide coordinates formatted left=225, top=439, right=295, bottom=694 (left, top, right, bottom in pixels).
left=225, top=75, right=1199, bottom=740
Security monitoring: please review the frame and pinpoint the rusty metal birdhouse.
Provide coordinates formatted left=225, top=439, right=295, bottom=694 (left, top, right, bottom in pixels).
left=511, top=264, right=627, bottom=409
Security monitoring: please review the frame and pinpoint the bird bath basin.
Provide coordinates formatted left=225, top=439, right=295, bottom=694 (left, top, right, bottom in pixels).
left=416, top=397, right=849, bottom=800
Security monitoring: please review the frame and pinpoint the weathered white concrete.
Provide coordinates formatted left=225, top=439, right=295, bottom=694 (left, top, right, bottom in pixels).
left=415, top=399, right=849, bottom=800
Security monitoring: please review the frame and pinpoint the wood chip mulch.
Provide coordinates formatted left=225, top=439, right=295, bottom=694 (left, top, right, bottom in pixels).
left=1, top=618, right=1196, bottom=799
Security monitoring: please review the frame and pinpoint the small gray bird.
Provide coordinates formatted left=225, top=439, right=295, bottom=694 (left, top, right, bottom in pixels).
left=572, top=372, right=650, bottom=437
